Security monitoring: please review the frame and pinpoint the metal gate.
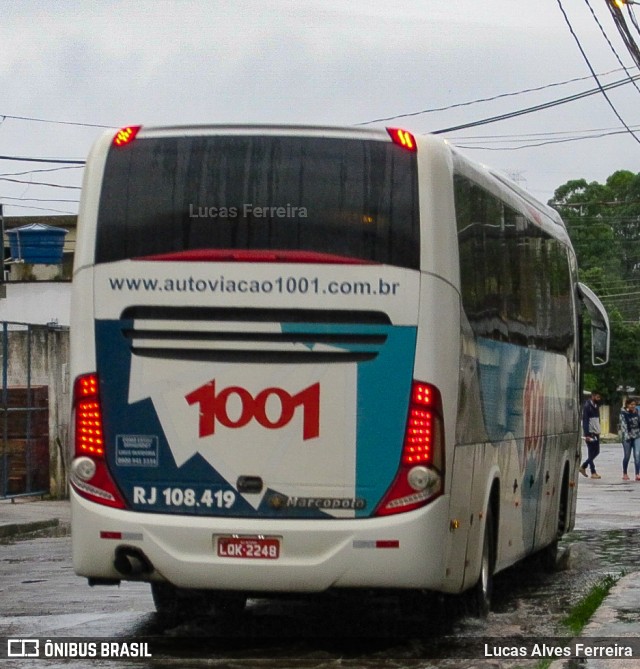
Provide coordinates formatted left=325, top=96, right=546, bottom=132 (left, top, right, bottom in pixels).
left=0, top=322, right=51, bottom=498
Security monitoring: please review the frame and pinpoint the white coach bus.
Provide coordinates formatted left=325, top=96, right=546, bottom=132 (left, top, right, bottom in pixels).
left=69, top=124, right=609, bottom=617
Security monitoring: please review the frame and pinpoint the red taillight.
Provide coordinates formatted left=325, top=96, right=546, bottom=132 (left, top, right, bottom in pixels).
left=71, top=373, right=126, bottom=509
left=374, top=381, right=443, bottom=517
left=113, top=125, right=141, bottom=147
left=387, top=127, right=417, bottom=152
left=403, top=383, right=435, bottom=466
left=74, top=375, right=105, bottom=456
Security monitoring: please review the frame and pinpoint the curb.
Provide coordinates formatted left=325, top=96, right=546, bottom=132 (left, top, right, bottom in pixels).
left=0, top=518, right=60, bottom=539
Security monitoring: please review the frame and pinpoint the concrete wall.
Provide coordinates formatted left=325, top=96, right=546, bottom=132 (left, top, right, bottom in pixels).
left=3, top=325, right=70, bottom=498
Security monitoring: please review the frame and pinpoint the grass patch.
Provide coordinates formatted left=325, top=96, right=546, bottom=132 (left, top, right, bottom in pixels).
left=561, top=573, right=621, bottom=635
left=528, top=574, right=622, bottom=669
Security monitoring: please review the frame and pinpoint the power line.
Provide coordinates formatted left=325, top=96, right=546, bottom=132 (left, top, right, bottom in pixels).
left=0, top=155, right=85, bottom=165
left=356, top=66, right=635, bottom=126
left=0, top=166, right=83, bottom=177
left=0, top=113, right=111, bottom=129
left=431, top=72, right=640, bottom=135
left=0, top=177, right=81, bottom=189
left=554, top=0, right=640, bottom=146
left=454, top=126, right=637, bottom=150
left=4, top=202, right=77, bottom=215
left=0, top=195, right=79, bottom=204
left=453, top=124, right=640, bottom=141
left=606, top=1, right=640, bottom=68
left=584, top=0, right=640, bottom=97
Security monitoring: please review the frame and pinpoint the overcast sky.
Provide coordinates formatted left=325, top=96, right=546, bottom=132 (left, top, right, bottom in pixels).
left=1, top=0, right=639, bottom=216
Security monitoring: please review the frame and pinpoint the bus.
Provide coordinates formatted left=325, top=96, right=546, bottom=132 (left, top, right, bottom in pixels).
left=69, top=124, right=609, bottom=617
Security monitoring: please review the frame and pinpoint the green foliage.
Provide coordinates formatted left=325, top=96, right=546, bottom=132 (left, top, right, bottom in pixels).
left=552, top=171, right=640, bottom=400
left=561, top=573, right=620, bottom=635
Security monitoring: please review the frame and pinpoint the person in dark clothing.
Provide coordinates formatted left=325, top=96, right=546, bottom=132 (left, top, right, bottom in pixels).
left=580, top=391, right=602, bottom=479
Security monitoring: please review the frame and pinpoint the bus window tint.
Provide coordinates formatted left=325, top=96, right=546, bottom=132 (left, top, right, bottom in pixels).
left=454, top=175, right=574, bottom=356
left=96, top=135, right=419, bottom=269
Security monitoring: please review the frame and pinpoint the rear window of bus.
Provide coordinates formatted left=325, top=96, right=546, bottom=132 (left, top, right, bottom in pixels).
left=95, top=134, right=419, bottom=269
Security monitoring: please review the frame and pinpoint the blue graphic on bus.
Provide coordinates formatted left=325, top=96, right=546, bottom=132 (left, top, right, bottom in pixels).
left=95, top=318, right=417, bottom=518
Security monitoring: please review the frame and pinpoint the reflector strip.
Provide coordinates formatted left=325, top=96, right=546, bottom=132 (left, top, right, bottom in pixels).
left=383, top=490, right=430, bottom=509
left=100, top=531, right=144, bottom=541
left=100, top=531, right=122, bottom=540
left=137, top=249, right=377, bottom=264
left=375, top=540, right=400, bottom=549
left=353, top=540, right=400, bottom=549
left=71, top=477, right=116, bottom=502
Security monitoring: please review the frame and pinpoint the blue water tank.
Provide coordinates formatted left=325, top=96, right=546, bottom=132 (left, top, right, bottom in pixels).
left=6, top=223, right=68, bottom=264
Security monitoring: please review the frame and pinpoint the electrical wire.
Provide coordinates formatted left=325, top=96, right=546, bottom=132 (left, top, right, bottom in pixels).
left=0, top=166, right=83, bottom=177
left=554, top=0, right=640, bottom=146
left=0, top=113, right=111, bottom=129
left=3, top=202, right=77, bottom=215
left=0, top=155, right=85, bottom=165
left=0, top=177, right=81, bottom=189
left=356, top=66, right=635, bottom=126
left=584, top=0, right=640, bottom=96
left=431, top=72, right=640, bottom=134
left=606, top=1, right=640, bottom=68
left=0, top=195, right=79, bottom=203
left=454, top=126, right=637, bottom=150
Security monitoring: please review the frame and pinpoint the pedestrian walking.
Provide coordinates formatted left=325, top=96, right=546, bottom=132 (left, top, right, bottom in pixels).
left=619, top=398, right=640, bottom=481
left=580, top=391, right=602, bottom=479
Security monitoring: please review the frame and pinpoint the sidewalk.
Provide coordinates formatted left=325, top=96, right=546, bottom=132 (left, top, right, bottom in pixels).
left=551, top=442, right=640, bottom=669
left=0, top=495, right=70, bottom=539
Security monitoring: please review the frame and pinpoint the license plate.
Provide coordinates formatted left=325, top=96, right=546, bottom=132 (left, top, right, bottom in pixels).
left=216, top=535, right=281, bottom=560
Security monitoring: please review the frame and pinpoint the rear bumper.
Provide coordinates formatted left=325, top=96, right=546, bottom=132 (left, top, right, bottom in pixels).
left=71, top=491, right=451, bottom=593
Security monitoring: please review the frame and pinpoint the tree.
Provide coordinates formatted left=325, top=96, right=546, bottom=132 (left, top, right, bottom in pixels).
left=551, top=171, right=640, bottom=401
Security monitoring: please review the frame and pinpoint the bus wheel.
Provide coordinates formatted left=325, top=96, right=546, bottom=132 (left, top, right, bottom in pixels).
left=469, top=507, right=495, bottom=617
left=540, top=475, right=569, bottom=572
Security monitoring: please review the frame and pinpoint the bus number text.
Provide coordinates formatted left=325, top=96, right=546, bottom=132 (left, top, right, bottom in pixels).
left=132, top=486, right=236, bottom=509
left=185, top=380, right=320, bottom=441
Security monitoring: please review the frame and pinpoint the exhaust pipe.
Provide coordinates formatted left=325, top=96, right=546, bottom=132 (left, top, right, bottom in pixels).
left=113, top=546, right=153, bottom=577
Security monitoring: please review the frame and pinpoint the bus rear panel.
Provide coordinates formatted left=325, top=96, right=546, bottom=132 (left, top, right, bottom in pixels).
left=71, top=126, right=451, bottom=594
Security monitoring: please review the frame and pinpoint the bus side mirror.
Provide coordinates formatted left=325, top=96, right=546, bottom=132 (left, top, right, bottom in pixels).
left=577, top=282, right=610, bottom=366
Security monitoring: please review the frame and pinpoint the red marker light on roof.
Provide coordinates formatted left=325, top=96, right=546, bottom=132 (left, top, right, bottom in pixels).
left=113, top=125, right=141, bottom=147
left=387, top=127, right=417, bottom=152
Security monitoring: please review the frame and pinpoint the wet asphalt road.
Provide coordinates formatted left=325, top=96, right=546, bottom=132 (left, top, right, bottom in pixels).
left=1, top=444, right=639, bottom=668
left=4, top=526, right=636, bottom=669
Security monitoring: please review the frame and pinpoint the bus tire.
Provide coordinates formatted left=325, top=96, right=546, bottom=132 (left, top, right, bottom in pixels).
left=539, top=472, right=568, bottom=572
left=469, top=506, right=495, bottom=617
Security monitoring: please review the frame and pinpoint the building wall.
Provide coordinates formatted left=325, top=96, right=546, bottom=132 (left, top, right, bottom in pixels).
left=0, top=282, right=71, bottom=327
left=3, top=325, right=70, bottom=498
left=0, top=216, right=75, bottom=498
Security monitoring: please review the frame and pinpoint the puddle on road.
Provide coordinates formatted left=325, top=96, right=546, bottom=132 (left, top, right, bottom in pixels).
left=471, top=527, right=639, bottom=639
